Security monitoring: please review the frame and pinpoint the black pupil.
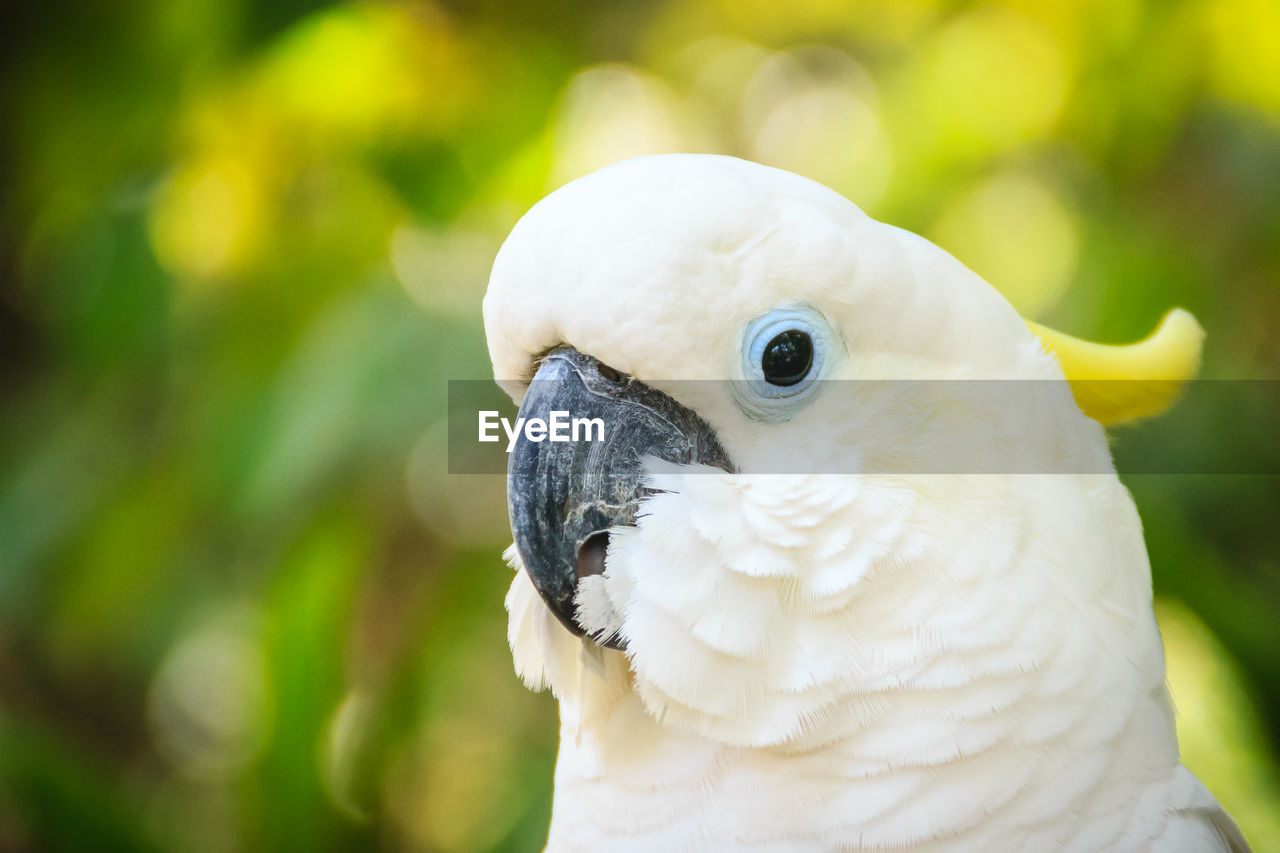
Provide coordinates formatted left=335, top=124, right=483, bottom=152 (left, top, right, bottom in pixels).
left=761, top=330, right=813, bottom=386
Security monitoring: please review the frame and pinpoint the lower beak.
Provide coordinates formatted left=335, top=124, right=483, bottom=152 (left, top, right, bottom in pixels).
left=506, top=348, right=732, bottom=647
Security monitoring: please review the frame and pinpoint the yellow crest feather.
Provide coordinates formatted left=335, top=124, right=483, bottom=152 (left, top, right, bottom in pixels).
left=1027, top=309, right=1205, bottom=426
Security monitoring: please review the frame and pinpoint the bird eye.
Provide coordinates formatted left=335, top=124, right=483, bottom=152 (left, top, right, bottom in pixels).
left=760, top=330, right=813, bottom=386
left=738, top=306, right=834, bottom=420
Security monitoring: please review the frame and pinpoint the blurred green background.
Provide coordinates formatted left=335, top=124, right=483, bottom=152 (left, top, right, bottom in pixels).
left=1, top=0, right=1278, bottom=850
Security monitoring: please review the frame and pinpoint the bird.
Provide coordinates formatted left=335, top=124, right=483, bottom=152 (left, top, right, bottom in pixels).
left=482, top=153, right=1248, bottom=851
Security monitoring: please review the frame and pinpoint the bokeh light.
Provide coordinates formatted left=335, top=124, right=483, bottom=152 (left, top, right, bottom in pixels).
left=931, top=170, right=1079, bottom=316
left=149, top=606, right=271, bottom=781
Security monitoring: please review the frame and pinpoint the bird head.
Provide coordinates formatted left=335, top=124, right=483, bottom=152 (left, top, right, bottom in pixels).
left=484, top=154, right=1200, bottom=745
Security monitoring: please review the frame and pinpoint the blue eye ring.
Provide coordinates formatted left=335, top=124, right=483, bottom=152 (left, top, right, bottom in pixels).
left=737, top=306, right=834, bottom=420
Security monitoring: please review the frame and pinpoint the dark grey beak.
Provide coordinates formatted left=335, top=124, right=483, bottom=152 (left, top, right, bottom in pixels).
left=506, top=347, right=732, bottom=648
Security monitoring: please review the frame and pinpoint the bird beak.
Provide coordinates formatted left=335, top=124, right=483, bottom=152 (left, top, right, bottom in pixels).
left=506, top=347, right=732, bottom=647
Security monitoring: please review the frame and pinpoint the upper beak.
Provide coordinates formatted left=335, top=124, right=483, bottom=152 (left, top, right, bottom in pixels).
left=506, top=347, right=732, bottom=647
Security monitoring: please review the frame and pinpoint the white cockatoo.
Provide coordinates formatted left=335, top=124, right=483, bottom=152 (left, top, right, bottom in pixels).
left=482, top=154, right=1247, bottom=851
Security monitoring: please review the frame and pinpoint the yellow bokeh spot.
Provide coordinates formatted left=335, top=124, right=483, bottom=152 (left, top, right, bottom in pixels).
left=1157, top=599, right=1280, bottom=848
left=933, top=171, right=1078, bottom=316
left=549, top=65, right=715, bottom=188
left=904, top=9, right=1071, bottom=159
left=745, top=48, right=892, bottom=211
left=675, top=37, right=772, bottom=113
left=1204, top=0, right=1280, bottom=117
left=148, top=153, right=266, bottom=281
left=257, top=3, right=470, bottom=142
left=753, top=87, right=892, bottom=210
left=386, top=720, right=520, bottom=851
